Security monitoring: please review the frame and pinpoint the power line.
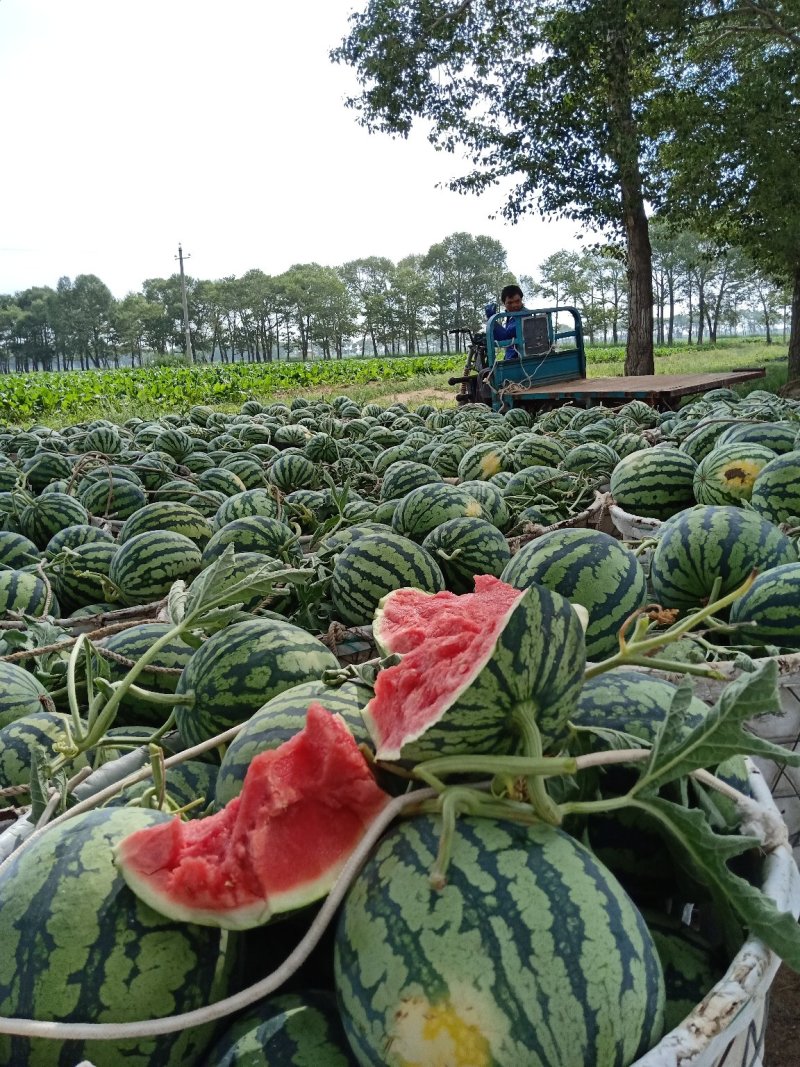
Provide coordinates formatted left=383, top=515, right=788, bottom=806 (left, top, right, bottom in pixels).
left=175, top=243, right=194, bottom=365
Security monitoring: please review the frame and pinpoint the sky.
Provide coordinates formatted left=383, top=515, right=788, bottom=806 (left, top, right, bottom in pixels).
left=0, top=0, right=588, bottom=298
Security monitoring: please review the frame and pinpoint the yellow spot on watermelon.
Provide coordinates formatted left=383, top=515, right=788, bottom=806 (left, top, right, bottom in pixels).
left=478, top=453, right=502, bottom=478
left=722, top=461, right=762, bottom=487
left=387, top=994, right=494, bottom=1067
left=465, top=499, right=484, bottom=518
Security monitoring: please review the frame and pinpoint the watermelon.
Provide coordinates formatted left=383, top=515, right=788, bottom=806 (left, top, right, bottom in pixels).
left=0, top=807, right=237, bottom=1066
left=173, top=617, right=339, bottom=748
left=118, top=501, right=214, bottom=548
left=610, top=448, right=698, bottom=520
left=0, top=530, right=41, bottom=570
left=0, top=568, right=57, bottom=618
left=692, top=442, right=776, bottom=506
left=78, top=475, right=147, bottom=519
left=18, top=493, right=90, bottom=549
left=197, top=466, right=249, bottom=497
left=365, top=574, right=586, bottom=761
left=391, top=483, right=486, bottom=540
left=749, top=450, right=800, bottom=525
left=0, top=711, right=89, bottom=806
left=109, top=531, right=203, bottom=605
left=51, top=541, right=120, bottom=613
left=716, top=420, right=798, bottom=454
left=203, top=990, right=358, bottom=1067
left=422, top=516, right=511, bottom=593
left=98, top=623, right=196, bottom=726
left=268, top=453, right=320, bottom=493
left=334, top=814, right=665, bottom=1067
left=456, top=441, right=510, bottom=481
left=215, top=677, right=373, bottom=808
left=116, top=705, right=390, bottom=929
left=649, top=505, right=798, bottom=611
left=728, top=563, right=800, bottom=648
left=500, top=528, right=648, bottom=660
left=645, top=913, right=726, bottom=1033
left=201, top=515, right=302, bottom=567
left=330, top=530, right=445, bottom=627
left=379, top=460, right=442, bottom=501
left=213, top=488, right=280, bottom=529
left=44, top=523, right=114, bottom=560
left=457, top=479, right=511, bottom=531
left=510, top=433, right=568, bottom=470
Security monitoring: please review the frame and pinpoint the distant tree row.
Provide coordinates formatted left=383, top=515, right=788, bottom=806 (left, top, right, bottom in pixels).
left=0, top=229, right=790, bottom=374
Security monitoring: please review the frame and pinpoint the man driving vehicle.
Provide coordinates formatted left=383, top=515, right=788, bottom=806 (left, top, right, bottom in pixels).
left=484, top=284, right=528, bottom=361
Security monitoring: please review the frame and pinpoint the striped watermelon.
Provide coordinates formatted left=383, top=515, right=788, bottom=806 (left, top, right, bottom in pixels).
left=0, top=711, right=89, bottom=806
left=0, top=530, right=41, bottom=570
left=335, top=815, right=664, bottom=1067
left=716, top=420, right=798, bottom=454
left=201, top=516, right=302, bottom=567
left=45, top=523, right=114, bottom=560
left=728, top=563, right=800, bottom=648
left=197, top=467, right=249, bottom=497
left=0, top=806, right=237, bottom=1067
left=173, top=618, right=339, bottom=748
left=692, top=443, right=776, bottom=506
left=213, top=488, right=280, bottom=529
left=646, top=913, right=726, bottom=1033
left=650, top=505, right=798, bottom=611
left=0, top=661, right=52, bottom=728
left=610, top=448, right=698, bottom=520
left=151, top=426, right=196, bottom=461
left=457, top=479, right=511, bottom=532
left=99, top=623, right=196, bottom=726
left=109, top=531, right=203, bottom=606
left=203, top=990, right=358, bottom=1067
left=0, top=568, right=57, bottom=618
left=455, top=441, right=510, bottom=481
left=51, top=541, right=120, bottom=613
left=215, top=677, right=373, bottom=807
left=119, top=501, right=213, bottom=548
left=18, top=492, right=89, bottom=549
left=510, top=434, right=568, bottom=470
left=422, top=516, right=511, bottom=593
left=78, top=476, right=147, bottom=520
left=268, top=453, right=320, bottom=493
left=21, top=450, right=73, bottom=492
left=380, top=460, right=442, bottom=501
left=330, top=530, right=445, bottom=627
left=749, top=450, right=800, bottom=525
left=501, top=528, right=648, bottom=660
left=391, top=484, right=486, bottom=541
left=366, top=576, right=586, bottom=761
left=562, top=442, right=620, bottom=480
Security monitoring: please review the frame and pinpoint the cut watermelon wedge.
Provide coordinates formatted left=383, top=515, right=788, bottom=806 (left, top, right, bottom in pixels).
left=365, top=574, right=586, bottom=762
left=114, top=704, right=391, bottom=930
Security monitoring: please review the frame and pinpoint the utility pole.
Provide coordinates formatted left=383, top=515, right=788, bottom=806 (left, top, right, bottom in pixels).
left=176, top=243, right=194, bottom=365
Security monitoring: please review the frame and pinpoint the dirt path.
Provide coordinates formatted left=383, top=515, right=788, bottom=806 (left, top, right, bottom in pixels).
left=766, top=965, right=800, bottom=1066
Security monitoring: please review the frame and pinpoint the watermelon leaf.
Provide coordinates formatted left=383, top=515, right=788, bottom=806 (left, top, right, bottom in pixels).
left=634, top=660, right=798, bottom=794
left=632, top=795, right=800, bottom=970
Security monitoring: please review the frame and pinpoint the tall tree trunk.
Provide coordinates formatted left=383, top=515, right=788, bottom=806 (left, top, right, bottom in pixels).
left=623, top=198, right=654, bottom=374
left=789, top=264, right=800, bottom=381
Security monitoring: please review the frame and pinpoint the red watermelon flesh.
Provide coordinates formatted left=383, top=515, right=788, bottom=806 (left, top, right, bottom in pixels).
left=114, top=704, right=391, bottom=930
left=366, top=574, right=526, bottom=759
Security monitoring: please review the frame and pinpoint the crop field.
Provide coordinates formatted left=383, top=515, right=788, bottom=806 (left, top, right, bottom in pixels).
left=0, top=341, right=788, bottom=426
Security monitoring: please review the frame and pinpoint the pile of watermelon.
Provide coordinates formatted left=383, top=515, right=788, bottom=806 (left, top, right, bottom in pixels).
left=0, top=386, right=796, bottom=1065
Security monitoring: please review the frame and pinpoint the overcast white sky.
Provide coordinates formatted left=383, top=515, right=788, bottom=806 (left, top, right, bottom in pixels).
left=0, top=0, right=588, bottom=298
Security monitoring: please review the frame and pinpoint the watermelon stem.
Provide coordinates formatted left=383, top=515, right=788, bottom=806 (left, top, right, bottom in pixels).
left=512, top=704, right=563, bottom=826
left=585, top=572, right=759, bottom=681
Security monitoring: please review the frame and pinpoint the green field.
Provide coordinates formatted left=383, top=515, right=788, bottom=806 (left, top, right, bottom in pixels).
left=0, top=341, right=787, bottom=427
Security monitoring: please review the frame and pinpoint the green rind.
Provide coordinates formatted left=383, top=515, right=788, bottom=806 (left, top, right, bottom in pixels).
left=215, top=678, right=373, bottom=808
left=118, top=501, right=214, bottom=548
left=422, top=516, right=511, bottom=594
left=0, top=806, right=237, bottom=1067
left=610, top=449, right=698, bottom=520
left=649, top=504, right=798, bottom=611
left=331, top=531, right=445, bottom=627
left=173, top=618, right=339, bottom=749
left=391, top=484, right=486, bottom=541
left=109, top=531, right=203, bottom=606
left=335, top=815, right=665, bottom=1067
left=729, top=563, right=800, bottom=648
left=500, top=528, right=648, bottom=660
left=749, top=450, right=800, bottom=525
left=204, top=991, right=358, bottom=1066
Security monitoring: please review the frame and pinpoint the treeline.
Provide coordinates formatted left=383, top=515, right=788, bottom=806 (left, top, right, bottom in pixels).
left=0, top=229, right=789, bottom=375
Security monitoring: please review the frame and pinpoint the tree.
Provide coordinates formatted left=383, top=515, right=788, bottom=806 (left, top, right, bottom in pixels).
left=332, top=0, right=692, bottom=375
left=652, top=5, right=800, bottom=374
